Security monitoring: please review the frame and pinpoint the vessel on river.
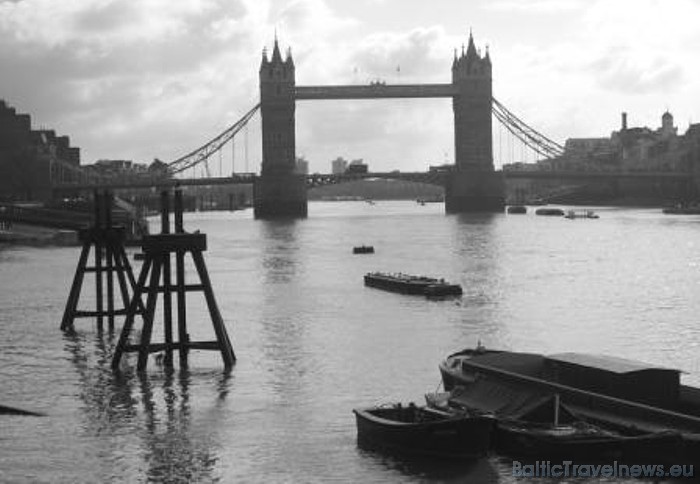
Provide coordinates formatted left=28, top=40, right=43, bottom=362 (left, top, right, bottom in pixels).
left=535, top=208, right=565, bottom=216
left=353, top=403, right=494, bottom=459
left=439, top=347, right=700, bottom=465
left=663, top=204, right=700, bottom=215
left=353, top=245, right=374, bottom=254
left=364, top=272, right=462, bottom=297
left=426, top=390, right=682, bottom=463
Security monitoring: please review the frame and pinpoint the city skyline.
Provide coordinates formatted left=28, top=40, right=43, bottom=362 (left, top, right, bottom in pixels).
left=0, top=0, right=698, bottom=174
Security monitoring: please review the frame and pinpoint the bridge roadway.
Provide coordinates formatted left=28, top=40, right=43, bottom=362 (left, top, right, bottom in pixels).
left=295, top=84, right=457, bottom=100
left=53, top=170, right=693, bottom=192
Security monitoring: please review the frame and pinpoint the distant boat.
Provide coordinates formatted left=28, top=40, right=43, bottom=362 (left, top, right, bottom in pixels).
left=663, top=205, right=700, bottom=215
left=364, top=272, right=462, bottom=297
left=353, top=403, right=494, bottom=459
left=353, top=245, right=374, bottom=254
left=535, top=208, right=565, bottom=216
left=506, top=205, right=527, bottom=214
left=564, top=209, right=599, bottom=219
left=416, top=196, right=444, bottom=204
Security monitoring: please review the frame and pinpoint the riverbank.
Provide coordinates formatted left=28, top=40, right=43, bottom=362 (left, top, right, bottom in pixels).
left=0, top=223, right=78, bottom=246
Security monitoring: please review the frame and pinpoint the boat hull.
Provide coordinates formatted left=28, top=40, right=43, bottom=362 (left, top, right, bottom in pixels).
left=439, top=349, right=700, bottom=465
left=353, top=406, right=494, bottom=460
left=495, top=422, right=682, bottom=462
left=364, top=272, right=462, bottom=297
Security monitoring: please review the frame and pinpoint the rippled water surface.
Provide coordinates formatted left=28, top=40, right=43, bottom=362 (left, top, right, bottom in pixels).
left=2, top=201, right=700, bottom=483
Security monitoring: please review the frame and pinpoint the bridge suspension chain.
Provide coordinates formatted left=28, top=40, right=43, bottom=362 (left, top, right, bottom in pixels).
left=492, top=98, right=565, bottom=160
left=167, top=103, right=260, bottom=176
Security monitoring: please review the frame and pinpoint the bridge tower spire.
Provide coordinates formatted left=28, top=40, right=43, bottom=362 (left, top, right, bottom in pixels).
left=447, top=31, right=504, bottom=212
left=255, top=37, right=307, bottom=218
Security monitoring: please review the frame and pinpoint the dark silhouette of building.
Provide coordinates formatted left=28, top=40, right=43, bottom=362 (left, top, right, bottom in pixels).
left=0, top=100, right=80, bottom=201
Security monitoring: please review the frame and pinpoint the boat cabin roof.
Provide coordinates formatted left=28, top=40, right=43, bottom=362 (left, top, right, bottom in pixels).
left=547, top=353, right=679, bottom=375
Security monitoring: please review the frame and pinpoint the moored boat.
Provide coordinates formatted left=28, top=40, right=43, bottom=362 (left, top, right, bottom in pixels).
left=427, top=390, right=681, bottom=462
left=535, top=208, right=565, bottom=216
left=438, top=346, right=700, bottom=465
left=494, top=418, right=681, bottom=462
left=506, top=205, right=527, bottom=214
left=663, top=204, right=700, bottom=215
left=364, top=272, right=462, bottom=297
left=564, top=209, right=599, bottom=219
left=353, top=403, right=494, bottom=459
left=353, top=245, right=374, bottom=254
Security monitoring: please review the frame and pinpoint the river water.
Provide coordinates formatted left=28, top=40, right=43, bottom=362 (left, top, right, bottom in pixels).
left=1, top=201, right=700, bottom=483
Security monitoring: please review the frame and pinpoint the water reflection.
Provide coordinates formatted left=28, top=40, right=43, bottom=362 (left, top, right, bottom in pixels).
left=63, top=331, right=139, bottom=434
left=356, top=447, right=500, bottom=483
left=448, top=213, right=509, bottom=346
left=64, top=332, right=232, bottom=482
left=258, top=220, right=302, bottom=284
left=138, top=372, right=221, bottom=483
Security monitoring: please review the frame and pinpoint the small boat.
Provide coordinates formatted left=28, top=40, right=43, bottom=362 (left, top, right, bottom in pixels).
left=506, top=205, right=527, bottom=214
left=564, top=209, right=599, bottom=219
left=353, top=402, right=494, bottom=459
left=663, top=204, right=700, bottom=215
left=353, top=245, right=374, bottom=254
left=364, top=272, right=462, bottom=297
left=417, top=196, right=444, bottom=204
left=535, top=208, right=565, bottom=216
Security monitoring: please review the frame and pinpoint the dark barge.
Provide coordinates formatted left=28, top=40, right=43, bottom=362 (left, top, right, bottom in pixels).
left=364, top=272, right=462, bottom=297
left=439, top=347, right=700, bottom=465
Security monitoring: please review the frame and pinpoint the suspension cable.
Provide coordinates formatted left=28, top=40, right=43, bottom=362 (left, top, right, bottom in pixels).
left=167, top=103, right=260, bottom=175
left=492, top=98, right=565, bottom=159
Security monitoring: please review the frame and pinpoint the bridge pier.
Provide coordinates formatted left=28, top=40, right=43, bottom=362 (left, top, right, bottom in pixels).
left=253, top=174, right=307, bottom=219
left=445, top=171, right=505, bottom=213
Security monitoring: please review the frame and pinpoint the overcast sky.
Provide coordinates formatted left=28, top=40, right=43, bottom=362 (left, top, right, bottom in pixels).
left=1, top=0, right=698, bottom=174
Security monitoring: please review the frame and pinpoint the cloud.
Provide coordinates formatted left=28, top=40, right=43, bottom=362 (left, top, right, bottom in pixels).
left=0, top=0, right=268, bottom=163
left=484, top=0, right=583, bottom=13
left=346, top=26, right=450, bottom=83
left=2, top=0, right=698, bottom=174
left=588, top=49, right=683, bottom=94
left=293, top=26, right=458, bottom=171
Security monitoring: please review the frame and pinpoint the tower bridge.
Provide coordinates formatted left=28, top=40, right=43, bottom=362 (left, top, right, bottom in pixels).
left=255, top=32, right=502, bottom=218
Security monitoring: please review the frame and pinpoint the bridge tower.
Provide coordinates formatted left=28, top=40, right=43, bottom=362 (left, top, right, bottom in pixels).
left=447, top=32, right=504, bottom=212
left=254, top=38, right=308, bottom=218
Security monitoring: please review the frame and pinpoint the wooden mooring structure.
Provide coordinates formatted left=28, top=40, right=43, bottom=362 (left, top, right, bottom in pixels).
left=111, top=189, right=236, bottom=371
left=60, top=191, right=139, bottom=333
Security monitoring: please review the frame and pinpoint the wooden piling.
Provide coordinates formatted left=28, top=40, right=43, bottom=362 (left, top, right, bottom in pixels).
left=60, top=190, right=140, bottom=332
left=111, top=189, right=236, bottom=372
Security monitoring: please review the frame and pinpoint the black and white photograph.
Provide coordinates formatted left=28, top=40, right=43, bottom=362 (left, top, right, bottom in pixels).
left=1, top=0, right=699, bottom=482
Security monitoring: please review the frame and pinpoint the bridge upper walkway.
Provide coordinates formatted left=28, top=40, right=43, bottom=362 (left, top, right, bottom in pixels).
left=295, top=84, right=456, bottom=100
